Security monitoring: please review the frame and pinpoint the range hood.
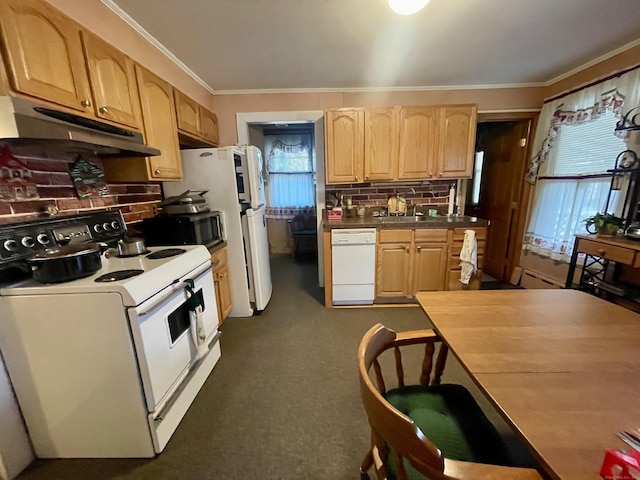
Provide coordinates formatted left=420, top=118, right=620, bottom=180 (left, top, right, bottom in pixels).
left=0, top=96, right=161, bottom=157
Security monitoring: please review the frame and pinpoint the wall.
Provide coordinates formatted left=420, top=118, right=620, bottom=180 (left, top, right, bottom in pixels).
left=214, top=87, right=545, bottom=146
left=0, top=145, right=161, bottom=226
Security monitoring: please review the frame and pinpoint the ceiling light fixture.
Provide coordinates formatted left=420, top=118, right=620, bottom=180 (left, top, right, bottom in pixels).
left=388, top=0, right=431, bottom=15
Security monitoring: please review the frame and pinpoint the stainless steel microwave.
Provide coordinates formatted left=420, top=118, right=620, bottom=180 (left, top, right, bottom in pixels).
left=142, top=211, right=224, bottom=249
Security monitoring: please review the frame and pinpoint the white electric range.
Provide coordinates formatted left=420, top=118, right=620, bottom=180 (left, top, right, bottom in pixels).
left=0, top=211, right=221, bottom=458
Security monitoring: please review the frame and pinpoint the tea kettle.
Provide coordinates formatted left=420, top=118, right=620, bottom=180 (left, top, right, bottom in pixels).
left=625, top=222, right=640, bottom=240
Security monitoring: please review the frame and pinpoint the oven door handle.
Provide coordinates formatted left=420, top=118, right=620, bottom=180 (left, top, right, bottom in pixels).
left=136, top=263, right=213, bottom=317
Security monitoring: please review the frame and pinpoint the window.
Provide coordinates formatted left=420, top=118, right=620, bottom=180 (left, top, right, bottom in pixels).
left=524, top=110, right=626, bottom=260
left=264, top=133, right=315, bottom=208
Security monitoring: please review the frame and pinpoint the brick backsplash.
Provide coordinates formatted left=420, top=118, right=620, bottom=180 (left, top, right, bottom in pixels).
left=0, top=144, right=161, bottom=225
left=326, top=180, right=454, bottom=211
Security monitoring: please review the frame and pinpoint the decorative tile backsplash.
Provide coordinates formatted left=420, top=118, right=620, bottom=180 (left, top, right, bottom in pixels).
left=325, top=180, right=454, bottom=211
left=0, top=144, right=161, bottom=225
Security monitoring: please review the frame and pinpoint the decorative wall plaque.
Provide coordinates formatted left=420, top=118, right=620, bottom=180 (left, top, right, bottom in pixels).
left=0, top=144, right=39, bottom=202
left=68, top=157, right=109, bottom=198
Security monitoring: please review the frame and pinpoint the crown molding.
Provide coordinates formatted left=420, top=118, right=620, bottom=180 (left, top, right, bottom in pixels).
left=544, top=37, right=640, bottom=87
left=100, top=0, right=215, bottom=95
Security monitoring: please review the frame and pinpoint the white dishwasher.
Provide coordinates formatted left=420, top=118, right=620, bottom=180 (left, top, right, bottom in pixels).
left=331, top=228, right=377, bottom=305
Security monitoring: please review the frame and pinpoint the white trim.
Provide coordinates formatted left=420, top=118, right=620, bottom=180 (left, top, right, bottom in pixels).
left=237, top=111, right=326, bottom=288
left=99, top=0, right=215, bottom=95
left=544, top=37, right=640, bottom=87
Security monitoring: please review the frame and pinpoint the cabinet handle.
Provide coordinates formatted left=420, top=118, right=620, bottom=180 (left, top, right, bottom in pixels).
left=598, top=249, right=606, bottom=255
left=365, top=175, right=369, bottom=180
left=154, top=169, right=161, bottom=175
left=438, top=172, right=443, bottom=177
left=417, top=246, right=421, bottom=252
left=98, top=106, right=109, bottom=114
left=406, top=247, right=410, bottom=253
left=80, top=99, right=92, bottom=108
left=428, top=172, right=433, bottom=178
left=355, top=175, right=359, bottom=182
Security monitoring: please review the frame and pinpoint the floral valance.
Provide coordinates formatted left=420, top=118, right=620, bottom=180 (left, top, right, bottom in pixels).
left=524, top=88, right=626, bottom=184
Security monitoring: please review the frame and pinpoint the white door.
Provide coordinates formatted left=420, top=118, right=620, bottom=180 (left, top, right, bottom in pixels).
left=246, top=146, right=266, bottom=209
left=243, top=204, right=272, bottom=310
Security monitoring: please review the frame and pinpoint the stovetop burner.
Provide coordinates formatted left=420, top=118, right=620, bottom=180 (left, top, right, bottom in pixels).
left=146, top=248, right=186, bottom=259
left=94, top=269, right=144, bottom=282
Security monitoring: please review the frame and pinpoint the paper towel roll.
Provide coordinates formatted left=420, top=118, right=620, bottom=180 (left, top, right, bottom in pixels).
left=447, top=186, right=455, bottom=215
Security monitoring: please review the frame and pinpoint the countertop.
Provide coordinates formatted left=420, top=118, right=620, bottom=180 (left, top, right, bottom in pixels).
left=322, top=214, right=489, bottom=230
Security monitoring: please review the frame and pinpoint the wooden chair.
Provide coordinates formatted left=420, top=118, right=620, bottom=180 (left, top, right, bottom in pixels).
left=287, top=213, right=317, bottom=258
left=358, top=323, right=543, bottom=480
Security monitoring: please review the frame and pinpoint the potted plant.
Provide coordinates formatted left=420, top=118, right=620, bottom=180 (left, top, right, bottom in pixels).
left=584, top=212, right=625, bottom=236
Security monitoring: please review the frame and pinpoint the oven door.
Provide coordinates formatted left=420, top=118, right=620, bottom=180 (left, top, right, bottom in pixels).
left=127, top=263, right=218, bottom=412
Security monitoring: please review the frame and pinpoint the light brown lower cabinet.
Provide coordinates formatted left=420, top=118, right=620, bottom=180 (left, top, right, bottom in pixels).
left=211, top=247, right=232, bottom=325
left=446, top=227, right=486, bottom=290
left=376, top=229, right=448, bottom=299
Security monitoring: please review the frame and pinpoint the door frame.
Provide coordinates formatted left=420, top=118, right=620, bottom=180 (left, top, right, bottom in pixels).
left=236, top=111, right=325, bottom=286
left=476, top=111, right=539, bottom=281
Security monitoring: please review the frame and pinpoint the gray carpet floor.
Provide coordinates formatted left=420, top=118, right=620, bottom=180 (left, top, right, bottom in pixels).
left=17, top=254, right=538, bottom=480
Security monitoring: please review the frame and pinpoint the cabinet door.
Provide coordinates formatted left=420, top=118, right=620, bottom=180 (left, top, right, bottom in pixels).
left=81, top=31, right=141, bottom=129
left=376, top=243, right=412, bottom=298
left=0, top=0, right=92, bottom=113
left=174, top=90, right=201, bottom=137
left=398, top=106, right=438, bottom=180
left=413, top=242, right=448, bottom=293
left=437, top=105, right=477, bottom=179
left=364, top=107, right=398, bottom=181
left=325, top=108, right=364, bottom=184
left=199, top=107, right=219, bottom=145
left=216, top=264, right=233, bottom=324
left=135, top=65, right=182, bottom=180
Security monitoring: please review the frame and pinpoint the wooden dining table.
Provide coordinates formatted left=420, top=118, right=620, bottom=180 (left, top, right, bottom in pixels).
left=415, top=289, right=640, bottom=480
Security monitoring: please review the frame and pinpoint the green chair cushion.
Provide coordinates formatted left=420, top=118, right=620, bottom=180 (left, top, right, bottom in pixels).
left=383, top=384, right=512, bottom=480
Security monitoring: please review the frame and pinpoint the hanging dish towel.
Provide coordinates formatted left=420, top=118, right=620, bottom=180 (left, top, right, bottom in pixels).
left=189, top=304, right=208, bottom=361
left=185, top=279, right=208, bottom=361
left=459, top=230, right=477, bottom=285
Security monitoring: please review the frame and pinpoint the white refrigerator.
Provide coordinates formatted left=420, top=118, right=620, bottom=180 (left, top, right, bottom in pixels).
left=164, top=146, right=272, bottom=316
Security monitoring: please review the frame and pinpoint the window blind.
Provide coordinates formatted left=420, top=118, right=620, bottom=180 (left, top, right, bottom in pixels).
left=548, top=110, right=627, bottom=176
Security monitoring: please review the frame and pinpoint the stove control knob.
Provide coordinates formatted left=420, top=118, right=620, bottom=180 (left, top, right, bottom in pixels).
left=111, top=221, right=120, bottom=231
left=21, top=236, right=35, bottom=248
left=36, top=234, right=50, bottom=245
left=103, top=222, right=112, bottom=231
left=3, top=239, right=18, bottom=251
left=94, top=224, right=103, bottom=233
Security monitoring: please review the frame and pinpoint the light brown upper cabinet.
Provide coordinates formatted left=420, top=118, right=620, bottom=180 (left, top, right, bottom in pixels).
left=174, top=90, right=201, bottom=137
left=325, top=108, right=364, bottom=184
left=364, top=107, right=398, bottom=182
left=175, top=90, right=219, bottom=147
left=199, top=107, right=219, bottom=145
left=326, top=107, right=397, bottom=184
left=135, top=65, right=182, bottom=180
left=437, top=105, right=477, bottom=178
left=326, top=104, right=477, bottom=184
left=81, top=31, right=142, bottom=129
left=0, top=0, right=92, bottom=114
left=397, top=106, right=439, bottom=180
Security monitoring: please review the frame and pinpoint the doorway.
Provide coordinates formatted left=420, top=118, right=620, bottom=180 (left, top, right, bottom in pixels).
left=236, top=111, right=325, bottom=286
left=466, top=114, right=537, bottom=282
